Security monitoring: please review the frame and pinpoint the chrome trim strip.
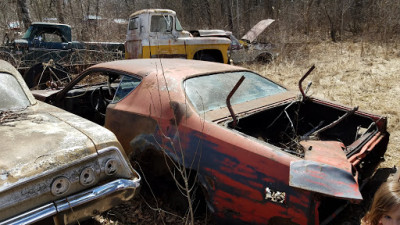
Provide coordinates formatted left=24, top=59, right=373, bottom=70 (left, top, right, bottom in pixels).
left=55, top=178, right=139, bottom=211
left=0, top=203, right=57, bottom=225
left=0, top=178, right=140, bottom=225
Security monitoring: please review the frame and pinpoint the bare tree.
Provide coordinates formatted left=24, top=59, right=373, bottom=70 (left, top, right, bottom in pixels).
left=56, top=0, right=65, bottom=23
left=16, top=0, right=32, bottom=30
left=302, top=0, right=315, bottom=35
left=222, top=0, right=234, bottom=34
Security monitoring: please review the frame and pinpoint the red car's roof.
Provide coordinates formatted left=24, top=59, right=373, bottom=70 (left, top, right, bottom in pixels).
left=89, top=59, right=246, bottom=80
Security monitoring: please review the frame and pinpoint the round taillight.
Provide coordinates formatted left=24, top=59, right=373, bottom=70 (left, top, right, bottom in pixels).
left=51, top=177, right=70, bottom=196
left=80, top=167, right=96, bottom=186
left=105, top=159, right=118, bottom=175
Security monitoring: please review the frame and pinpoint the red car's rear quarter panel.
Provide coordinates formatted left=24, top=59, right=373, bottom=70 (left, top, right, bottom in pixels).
left=183, top=121, right=316, bottom=224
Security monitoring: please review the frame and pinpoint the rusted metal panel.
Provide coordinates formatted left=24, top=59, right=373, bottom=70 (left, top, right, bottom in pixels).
left=301, top=140, right=351, bottom=172
left=289, top=160, right=362, bottom=201
left=241, top=19, right=275, bottom=43
left=88, top=58, right=243, bottom=80
left=0, top=103, right=97, bottom=189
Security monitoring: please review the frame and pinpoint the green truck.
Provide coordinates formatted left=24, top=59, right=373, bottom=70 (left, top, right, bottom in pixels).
left=0, top=22, right=124, bottom=89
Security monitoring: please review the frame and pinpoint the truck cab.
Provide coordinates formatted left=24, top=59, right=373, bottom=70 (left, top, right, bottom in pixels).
left=125, top=9, right=230, bottom=63
left=22, top=23, right=72, bottom=49
left=14, top=23, right=85, bottom=52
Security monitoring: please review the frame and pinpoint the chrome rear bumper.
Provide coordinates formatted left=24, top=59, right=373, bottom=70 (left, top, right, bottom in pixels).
left=1, top=178, right=140, bottom=225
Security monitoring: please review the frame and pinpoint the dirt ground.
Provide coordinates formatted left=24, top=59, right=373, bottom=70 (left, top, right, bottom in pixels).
left=96, top=41, right=400, bottom=225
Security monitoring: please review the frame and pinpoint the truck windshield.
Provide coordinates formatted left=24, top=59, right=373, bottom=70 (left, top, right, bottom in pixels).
left=151, top=15, right=172, bottom=32
left=0, top=73, right=30, bottom=111
left=184, top=71, right=287, bottom=113
left=22, top=26, right=34, bottom=39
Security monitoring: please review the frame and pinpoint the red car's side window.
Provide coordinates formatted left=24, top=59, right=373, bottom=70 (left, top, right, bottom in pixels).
left=112, top=75, right=141, bottom=103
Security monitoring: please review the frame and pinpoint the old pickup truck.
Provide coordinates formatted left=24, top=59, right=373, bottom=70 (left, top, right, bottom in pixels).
left=0, top=22, right=124, bottom=89
left=125, top=9, right=231, bottom=64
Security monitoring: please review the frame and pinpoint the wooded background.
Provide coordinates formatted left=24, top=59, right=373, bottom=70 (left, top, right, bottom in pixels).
left=2, top=0, right=400, bottom=43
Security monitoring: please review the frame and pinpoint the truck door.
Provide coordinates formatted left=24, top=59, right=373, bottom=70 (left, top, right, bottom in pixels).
left=29, top=27, right=70, bottom=63
left=31, top=28, right=69, bottom=50
left=148, top=14, right=186, bottom=59
left=125, top=16, right=143, bottom=59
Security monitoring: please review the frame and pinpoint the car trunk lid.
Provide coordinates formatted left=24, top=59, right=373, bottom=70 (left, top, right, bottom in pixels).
left=0, top=103, right=97, bottom=190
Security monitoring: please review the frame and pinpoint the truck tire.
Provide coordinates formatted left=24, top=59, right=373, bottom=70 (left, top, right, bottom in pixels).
left=23, top=62, right=70, bottom=89
left=194, top=51, right=223, bottom=63
left=200, top=54, right=217, bottom=62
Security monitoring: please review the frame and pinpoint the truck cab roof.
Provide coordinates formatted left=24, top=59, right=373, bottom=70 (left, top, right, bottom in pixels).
left=129, top=9, right=176, bottom=18
left=22, top=22, right=72, bottom=42
left=31, top=22, right=71, bottom=28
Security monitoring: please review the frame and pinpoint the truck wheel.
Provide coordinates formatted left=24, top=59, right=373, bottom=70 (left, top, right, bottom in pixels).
left=194, top=51, right=221, bottom=63
left=200, top=54, right=217, bottom=62
left=24, top=62, right=70, bottom=89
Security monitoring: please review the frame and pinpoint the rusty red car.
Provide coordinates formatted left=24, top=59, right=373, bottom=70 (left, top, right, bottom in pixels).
left=32, top=59, right=389, bottom=225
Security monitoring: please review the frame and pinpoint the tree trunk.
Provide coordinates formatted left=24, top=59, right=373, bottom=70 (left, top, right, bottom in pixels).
left=204, top=0, right=212, bottom=27
left=95, top=0, right=100, bottom=39
left=304, top=0, right=315, bottom=35
left=223, top=0, right=234, bottom=34
left=56, top=0, right=65, bottom=24
left=236, top=0, right=240, bottom=35
left=16, top=0, right=32, bottom=30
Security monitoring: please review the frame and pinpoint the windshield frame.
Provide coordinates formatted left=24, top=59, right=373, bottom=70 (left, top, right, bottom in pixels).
left=22, top=26, right=34, bottom=39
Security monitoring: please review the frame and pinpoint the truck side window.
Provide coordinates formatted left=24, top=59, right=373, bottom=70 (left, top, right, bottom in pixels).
left=43, top=33, right=63, bottom=42
left=175, top=17, right=183, bottom=31
left=129, top=17, right=139, bottom=30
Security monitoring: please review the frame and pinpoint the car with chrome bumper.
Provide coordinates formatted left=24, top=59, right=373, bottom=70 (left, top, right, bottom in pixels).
left=0, top=60, right=140, bottom=225
left=31, top=59, right=389, bottom=225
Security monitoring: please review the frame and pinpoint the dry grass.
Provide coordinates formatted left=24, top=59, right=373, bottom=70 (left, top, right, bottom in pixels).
left=248, top=41, right=400, bottom=169
left=246, top=42, right=400, bottom=224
